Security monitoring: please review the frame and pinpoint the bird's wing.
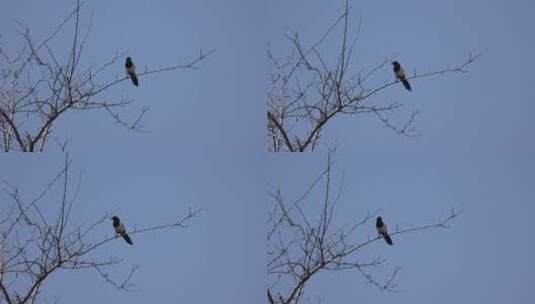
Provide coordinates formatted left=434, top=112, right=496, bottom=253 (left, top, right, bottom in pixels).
left=116, top=223, right=126, bottom=234
left=126, top=65, right=136, bottom=74
left=399, top=68, right=406, bottom=78
left=377, top=225, right=387, bottom=235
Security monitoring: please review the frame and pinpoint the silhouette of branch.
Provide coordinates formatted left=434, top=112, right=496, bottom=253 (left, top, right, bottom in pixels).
left=267, top=0, right=479, bottom=151
left=0, top=154, right=200, bottom=303
left=267, top=152, right=462, bottom=303
left=0, top=0, right=213, bottom=151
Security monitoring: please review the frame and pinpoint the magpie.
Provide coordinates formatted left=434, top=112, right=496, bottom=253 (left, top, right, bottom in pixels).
left=125, top=57, right=139, bottom=87
left=392, top=61, right=411, bottom=91
left=376, top=216, right=393, bottom=245
left=112, top=216, right=133, bottom=245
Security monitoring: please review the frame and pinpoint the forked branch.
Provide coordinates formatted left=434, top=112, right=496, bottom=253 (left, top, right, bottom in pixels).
left=267, top=0, right=479, bottom=151
left=0, top=0, right=213, bottom=151
left=267, top=153, right=462, bottom=303
left=0, top=154, right=200, bottom=303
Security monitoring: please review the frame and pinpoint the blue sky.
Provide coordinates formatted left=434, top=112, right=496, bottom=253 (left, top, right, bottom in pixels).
left=267, top=152, right=535, bottom=303
left=265, top=0, right=535, bottom=303
left=1, top=0, right=535, bottom=303
left=266, top=0, right=535, bottom=154
left=1, top=0, right=265, bottom=303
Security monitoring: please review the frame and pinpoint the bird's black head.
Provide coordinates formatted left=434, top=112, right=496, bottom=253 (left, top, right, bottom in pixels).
left=376, top=217, right=383, bottom=227
left=392, top=61, right=400, bottom=67
left=111, top=216, right=120, bottom=226
left=125, top=57, right=133, bottom=65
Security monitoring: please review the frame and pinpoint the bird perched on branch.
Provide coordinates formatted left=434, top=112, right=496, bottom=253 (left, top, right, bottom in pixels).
left=112, top=216, right=133, bottom=245
left=125, top=57, right=139, bottom=87
left=392, top=61, right=411, bottom=91
left=376, top=216, right=393, bottom=245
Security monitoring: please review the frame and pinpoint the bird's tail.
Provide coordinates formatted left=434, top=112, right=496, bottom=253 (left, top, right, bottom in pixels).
left=383, top=234, right=394, bottom=245
left=401, top=79, right=411, bottom=91
left=122, top=233, right=133, bottom=245
left=384, top=234, right=393, bottom=245
left=130, top=74, right=139, bottom=87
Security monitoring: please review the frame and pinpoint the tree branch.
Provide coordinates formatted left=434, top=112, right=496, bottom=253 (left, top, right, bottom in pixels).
left=267, top=0, right=479, bottom=151
left=0, top=154, right=201, bottom=303
left=267, top=153, right=462, bottom=303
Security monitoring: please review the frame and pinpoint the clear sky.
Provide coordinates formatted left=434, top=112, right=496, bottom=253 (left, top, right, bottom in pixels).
left=1, top=0, right=535, bottom=303
left=266, top=0, right=535, bottom=155
left=265, top=0, right=535, bottom=303
left=0, top=0, right=265, bottom=303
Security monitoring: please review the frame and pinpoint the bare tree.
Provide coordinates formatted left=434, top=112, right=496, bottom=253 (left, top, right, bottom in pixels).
left=267, top=0, right=480, bottom=152
left=0, top=0, right=213, bottom=152
left=0, top=155, right=201, bottom=303
left=267, top=153, right=462, bottom=303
